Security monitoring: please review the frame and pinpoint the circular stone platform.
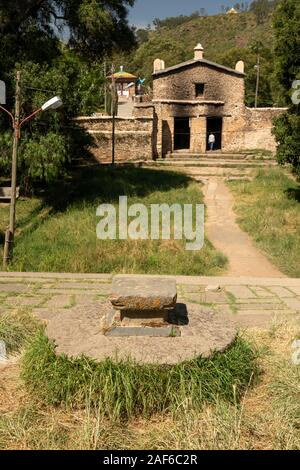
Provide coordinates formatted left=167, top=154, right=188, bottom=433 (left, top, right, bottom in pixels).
left=45, top=301, right=237, bottom=365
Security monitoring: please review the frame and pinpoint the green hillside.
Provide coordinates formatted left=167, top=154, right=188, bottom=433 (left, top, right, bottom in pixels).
left=133, top=12, right=273, bottom=76
left=115, top=10, right=283, bottom=107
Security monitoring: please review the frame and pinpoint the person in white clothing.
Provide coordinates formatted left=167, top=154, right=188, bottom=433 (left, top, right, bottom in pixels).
left=208, top=133, right=216, bottom=151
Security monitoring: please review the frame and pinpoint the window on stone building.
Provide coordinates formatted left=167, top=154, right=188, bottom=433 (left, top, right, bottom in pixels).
left=195, top=83, right=205, bottom=98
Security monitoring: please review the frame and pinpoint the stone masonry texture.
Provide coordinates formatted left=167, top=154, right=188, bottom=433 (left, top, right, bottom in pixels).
left=75, top=116, right=154, bottom=162
left=75, top=55, right=286, bottom=162
left=1, top=273, right=300, bottom=329
left=109, top=276, right=177, bottom=311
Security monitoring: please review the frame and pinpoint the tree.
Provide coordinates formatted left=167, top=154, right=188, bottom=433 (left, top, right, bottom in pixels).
left=0, top=0, right=136, bottom=187
left=234, top=2, right=249, bottom=11
left=153, top=12, right=200, bottom=30
left=214, top=46, right=274, bottom=107
left=135, top=28, right=150, bottom=45
left=0, top=55, right=105, bottom=189
left=241, top=2, right=250, bottom=11
left=250, top=0, right=271, bottom=24
left=0, top=1, right=135, bottom=61
left=130, top=37, right=187, bottom=82
left=272, top=0, right=300, bottom=174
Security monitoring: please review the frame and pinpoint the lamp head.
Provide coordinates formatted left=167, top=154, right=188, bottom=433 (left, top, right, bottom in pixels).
left=41, top=96, right=62, bottom=111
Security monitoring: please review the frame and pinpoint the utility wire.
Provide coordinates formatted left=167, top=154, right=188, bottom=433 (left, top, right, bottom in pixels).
left=24, top=86, right=57, bottom=93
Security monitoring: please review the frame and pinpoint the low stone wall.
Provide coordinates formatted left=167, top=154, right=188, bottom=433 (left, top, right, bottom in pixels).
left=133, top=103, right=155, bottom=119
left=223, top=107, right=287, bottom=153
left=242, top=108, right=287, bottom=152
left=75, top=115, right=154, bottom=162
left=76, top=106, right=287, bottom=162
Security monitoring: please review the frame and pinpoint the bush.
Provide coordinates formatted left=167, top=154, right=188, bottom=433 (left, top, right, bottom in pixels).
left=0, top=131, right=12, bottom=174
left=272, top=0, right=300, bottom=174
left=0, top=56, right=104, bottom=189
left=20, top=132, right=69, bottom=183
left=273, top=112, right=300, bottom=175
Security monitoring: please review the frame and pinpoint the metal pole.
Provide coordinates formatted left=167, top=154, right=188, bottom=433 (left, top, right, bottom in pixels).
left=3, top=71, right=21, bottom=269
left=104, top=59, right=107, bottom=114
left=255, top=54, right=260, bottom=108
left=111, top=64, right=116, bottom=167
left=112, top=107, right=116, bottom=167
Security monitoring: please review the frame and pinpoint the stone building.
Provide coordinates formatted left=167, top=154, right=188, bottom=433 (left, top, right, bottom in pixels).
left=226, top=7, right=238, bottom=14
left=133, top=43, right=286, bottom=158
left=78, top=44, right=286, bottom=162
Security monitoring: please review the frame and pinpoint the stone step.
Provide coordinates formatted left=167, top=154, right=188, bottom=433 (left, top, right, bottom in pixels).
left=0, top=186, right=20, bottom=201
left=169, top=153, right=275, bottom=161
left=170, top=153, right=249, bottom=160
left=152, top=160, right=276, bottom=169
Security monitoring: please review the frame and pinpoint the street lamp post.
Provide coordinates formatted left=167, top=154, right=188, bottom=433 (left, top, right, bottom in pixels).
left=0, top=71, right=62, bottom=269
left=111, top=64, right=117, bottom=167
left=254, top=54, right=260, bottom=108
left=2, top=71, right=21, bottom=269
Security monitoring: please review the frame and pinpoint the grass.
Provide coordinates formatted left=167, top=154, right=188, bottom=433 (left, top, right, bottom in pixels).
left=0, top=309, right=40, bottom=355
left=21, top=327, right=257, bottom=420
left=0, top=165, right=227, bottom=275
left=228, top=168, right=300, bottom=278
left=1, top=316, right=299, bottom=450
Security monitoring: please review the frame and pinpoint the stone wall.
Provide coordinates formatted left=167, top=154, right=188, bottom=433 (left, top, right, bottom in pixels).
left=75, top=105, right=287, bottom=163
left=142, top=104, right=287, bottom=157
left=222, top=108, right=287, bottom=153
left=150, top=60, right=286, bottom=156
left=75, top=115, right=154, bottom=162
left=153, top=62, right=245, bottom=116
left=133, top=103, right=155, bottom=119
left=151, top=61, right=246, bottom=157
left=242, top=108, right=287, bottom=152
left=133, top=104, right=159, bottom=158
left=152, top=102, right=227, bottom=156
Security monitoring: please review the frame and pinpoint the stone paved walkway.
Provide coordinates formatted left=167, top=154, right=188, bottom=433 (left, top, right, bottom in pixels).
left=203, top=177, right=285, bottom=278
left=117, top=99, right=134, bottom=117
left=0, top=272, right=299, bottom=330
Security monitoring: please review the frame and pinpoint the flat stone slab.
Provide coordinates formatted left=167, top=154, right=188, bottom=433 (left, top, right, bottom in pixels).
left=44, top=301, right=237, bottom=365
left=109, top=276, right=177, bottom=312
left=5, top=296, right=42, bottom=307
left=0, top=284, right=29, bottom=293
left=44, top=295, right=73, bottom=309
left=226, top=286, right=257, bottom=299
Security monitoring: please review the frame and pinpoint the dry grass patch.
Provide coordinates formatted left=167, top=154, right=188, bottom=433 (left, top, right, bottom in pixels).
left=0, top=310, right=299, bottom=450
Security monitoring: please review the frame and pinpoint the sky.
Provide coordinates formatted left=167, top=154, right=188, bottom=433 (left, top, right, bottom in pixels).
left=128, top=0, right=238, bottom=28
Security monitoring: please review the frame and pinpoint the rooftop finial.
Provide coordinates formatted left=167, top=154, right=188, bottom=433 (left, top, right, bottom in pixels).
left=194, top=43, right=204, bottom=60
left=153, top=58, right=165, bottom=73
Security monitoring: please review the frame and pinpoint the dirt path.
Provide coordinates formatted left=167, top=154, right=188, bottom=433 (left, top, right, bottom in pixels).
left=203, top=178, right=285, bottom=278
